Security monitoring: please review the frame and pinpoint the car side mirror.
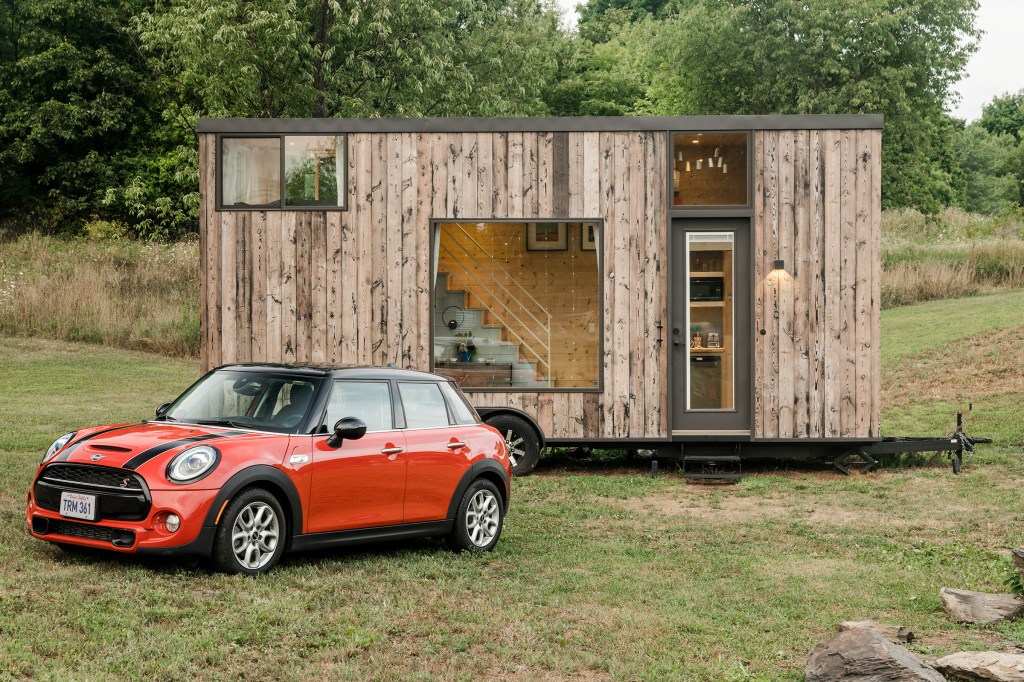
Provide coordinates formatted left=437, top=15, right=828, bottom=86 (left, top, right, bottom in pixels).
left=155, top=402, right=172, bottom=419
left=326, top=417, right=367, bottom=448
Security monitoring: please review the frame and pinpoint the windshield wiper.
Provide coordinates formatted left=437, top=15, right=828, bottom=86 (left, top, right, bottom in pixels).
left=194, top=418, right=252, bottom=430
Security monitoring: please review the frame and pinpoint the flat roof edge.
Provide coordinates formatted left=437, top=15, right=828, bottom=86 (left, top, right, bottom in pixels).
left=197, top=114, right=883, bottom=134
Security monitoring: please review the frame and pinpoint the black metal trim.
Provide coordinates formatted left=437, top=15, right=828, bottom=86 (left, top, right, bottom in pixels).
left=198, top=115, right=883, bottom=134
left=289, top=520, right=453, bottom=552
left=216, top=133, right=349, bottom=212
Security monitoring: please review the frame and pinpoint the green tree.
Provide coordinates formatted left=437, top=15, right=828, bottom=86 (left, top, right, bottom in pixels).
left=979, top=90, right=1024, bottom=142
left=577, top=0, right=980, bottom=213
left=953, top=122, right=1019, bottom=214
left=0, top=0, right=157, bottom=231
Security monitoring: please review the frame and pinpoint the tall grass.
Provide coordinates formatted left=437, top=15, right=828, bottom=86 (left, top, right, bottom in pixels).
left=881, top=208, right=1024, bottom=307
left=0, top=234, right=200, bottom=356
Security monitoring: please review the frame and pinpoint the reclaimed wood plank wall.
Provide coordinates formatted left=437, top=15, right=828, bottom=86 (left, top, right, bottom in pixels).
left=200, top=131, right=668, bottom=440
left=753, top=129, right=881, bottom=439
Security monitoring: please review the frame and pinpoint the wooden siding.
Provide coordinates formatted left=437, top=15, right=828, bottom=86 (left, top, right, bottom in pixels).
left=753, top=129, right=881, bottom=439
left=200, top=131, right=668, bottom=440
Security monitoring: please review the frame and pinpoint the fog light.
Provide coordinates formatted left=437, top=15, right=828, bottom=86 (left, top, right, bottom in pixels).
left=166, top=514, right=181, bottom=533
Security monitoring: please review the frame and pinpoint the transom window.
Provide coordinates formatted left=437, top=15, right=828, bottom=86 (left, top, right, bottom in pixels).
left=672, top=132, right=749, bottom=206
left=219, top=135, right=346, bottom=210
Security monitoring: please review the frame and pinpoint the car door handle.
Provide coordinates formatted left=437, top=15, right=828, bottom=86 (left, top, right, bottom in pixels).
left=380, top=447, right=404, bottom=455
left=446, top=442, right=467, bottom=450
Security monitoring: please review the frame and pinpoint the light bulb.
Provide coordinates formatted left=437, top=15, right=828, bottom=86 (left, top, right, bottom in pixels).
left=696, top=159, right=702, bottom=170
left=723, top=163, right=728, bottom=174
left=685, top=161, right=691, bottom=172
left=714, top=147, right=720, bottom=158
left=717, top=157, right=722, bottom=168
left=708, top=157, right=714, bottom=167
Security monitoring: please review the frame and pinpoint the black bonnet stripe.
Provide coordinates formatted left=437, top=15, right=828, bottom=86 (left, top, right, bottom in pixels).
left=122, top=431, right=245, bottom=470
left=55, top=424, right=143, bottom=462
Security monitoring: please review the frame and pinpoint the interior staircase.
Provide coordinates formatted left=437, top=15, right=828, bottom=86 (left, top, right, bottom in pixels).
left=434, top=271, right=546, bottom=387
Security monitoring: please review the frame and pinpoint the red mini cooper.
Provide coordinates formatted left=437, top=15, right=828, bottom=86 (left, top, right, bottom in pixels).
left=27, top=365, right=511, bottom=574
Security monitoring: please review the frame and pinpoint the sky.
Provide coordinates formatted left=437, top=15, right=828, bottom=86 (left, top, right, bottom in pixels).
left=553, top=0, right=1024, bottom=123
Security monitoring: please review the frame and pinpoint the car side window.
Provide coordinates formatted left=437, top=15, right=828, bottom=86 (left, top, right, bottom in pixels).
left=325, top=381, right=393, bottom=432
left=398, top=382, right=451, bottom=430
left=439, top=382, right=478, bottom=425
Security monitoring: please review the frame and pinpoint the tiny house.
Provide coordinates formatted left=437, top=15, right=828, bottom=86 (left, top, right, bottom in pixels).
left=196, top=115, right=882, bottom=469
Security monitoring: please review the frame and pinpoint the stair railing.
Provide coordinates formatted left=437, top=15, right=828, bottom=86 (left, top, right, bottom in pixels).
left=439, top=223, right=552, bottom=380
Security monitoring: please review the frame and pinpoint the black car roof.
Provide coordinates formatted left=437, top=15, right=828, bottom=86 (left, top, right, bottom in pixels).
left=213, top=363, right=445, bottom=382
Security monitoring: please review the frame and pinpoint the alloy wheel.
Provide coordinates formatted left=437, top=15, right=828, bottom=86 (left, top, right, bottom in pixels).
left=231, top=501, right=280, bottom=570
left=465, top=489, right=500, bottom=548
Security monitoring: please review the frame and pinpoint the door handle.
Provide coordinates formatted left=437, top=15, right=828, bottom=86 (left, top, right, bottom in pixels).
left=380, top=447, right=403, bottom=455
left=446, top=442, right=467, bottom=450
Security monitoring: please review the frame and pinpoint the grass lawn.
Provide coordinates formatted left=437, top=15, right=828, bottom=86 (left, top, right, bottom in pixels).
left=1, top=292, right=1023, bottom=680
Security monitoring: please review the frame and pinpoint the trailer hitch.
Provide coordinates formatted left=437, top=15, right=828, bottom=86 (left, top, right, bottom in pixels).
left=834, top=405, right=991, bottom=475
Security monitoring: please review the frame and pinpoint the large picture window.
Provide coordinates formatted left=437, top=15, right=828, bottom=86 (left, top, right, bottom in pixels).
left=219, top=135, right=346, bottom=210
left=432, top=221, right=601, bottom=391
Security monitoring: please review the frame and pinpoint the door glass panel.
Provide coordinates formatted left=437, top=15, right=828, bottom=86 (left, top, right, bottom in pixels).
left=325, top=381, right=393, bottom=432
left=398, top=382, right=451, bottom=429
left=686, top=233, right=734, bottom=410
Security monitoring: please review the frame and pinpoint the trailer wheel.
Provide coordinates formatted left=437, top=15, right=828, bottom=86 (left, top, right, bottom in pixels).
left=952, top=454, right=962, bottom=475
left=486, top=414, right=541, bottom=476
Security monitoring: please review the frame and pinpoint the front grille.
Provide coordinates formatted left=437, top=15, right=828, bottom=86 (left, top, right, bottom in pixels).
left=37, top=517, right=136, bottom=547
left=41, top=464, right=144, bottom=491
left=34, top=464, right=151, bottom=521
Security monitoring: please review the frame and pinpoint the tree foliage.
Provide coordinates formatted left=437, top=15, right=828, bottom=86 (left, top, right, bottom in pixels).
left=614, top=0, right=980, bottom=212
left=0, top=0, right=1010, bottom=237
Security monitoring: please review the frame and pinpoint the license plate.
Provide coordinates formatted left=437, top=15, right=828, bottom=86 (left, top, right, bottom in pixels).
left=59, top=491, right=97, bottom=521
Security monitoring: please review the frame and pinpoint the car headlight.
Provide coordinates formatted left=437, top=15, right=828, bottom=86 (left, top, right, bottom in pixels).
left=166, top=445, right=220, bottom=483
left=42, top=432, right=77, bottom=465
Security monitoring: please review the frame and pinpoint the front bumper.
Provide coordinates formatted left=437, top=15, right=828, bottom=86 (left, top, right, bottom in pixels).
left=26, top=487, right=220, bottom=557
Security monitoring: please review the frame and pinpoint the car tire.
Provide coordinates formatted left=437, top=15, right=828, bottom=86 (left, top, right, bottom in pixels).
left=485, top=414, right=540, bottom=476
left=211, top=487, right=287, bottom=575
left=448, top=478, right=504, bottom=552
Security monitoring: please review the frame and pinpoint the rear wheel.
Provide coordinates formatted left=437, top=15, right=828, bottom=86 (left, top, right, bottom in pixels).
left=211, top=488, right=287, bottom=575
left=485, top=414, right=540, bottom=476
left=448, top=479, right=504, bottom=552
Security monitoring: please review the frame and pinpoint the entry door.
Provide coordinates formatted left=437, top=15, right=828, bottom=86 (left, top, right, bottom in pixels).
left=671, top=219, right=751, bottom=433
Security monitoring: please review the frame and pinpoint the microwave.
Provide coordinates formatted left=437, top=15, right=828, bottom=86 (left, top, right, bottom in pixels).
left=690, top=276, right=724, bottom=301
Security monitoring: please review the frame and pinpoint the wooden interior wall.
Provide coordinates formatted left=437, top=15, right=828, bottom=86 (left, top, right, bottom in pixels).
left=200, top=131, right=668, bottom=440
left=753, top=129, right=881, bottom=439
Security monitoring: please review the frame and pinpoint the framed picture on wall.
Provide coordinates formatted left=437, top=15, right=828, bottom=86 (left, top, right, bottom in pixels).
left=526, top=222, right=567, bottom=251
left=581, top=223, right=599, bottom=251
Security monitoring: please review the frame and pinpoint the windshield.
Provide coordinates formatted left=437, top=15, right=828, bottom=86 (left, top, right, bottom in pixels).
left=164, top=370, right=323, bottom=433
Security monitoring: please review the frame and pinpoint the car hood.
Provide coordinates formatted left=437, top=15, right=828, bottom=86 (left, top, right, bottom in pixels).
left=51, top=422, right=253, bottom=472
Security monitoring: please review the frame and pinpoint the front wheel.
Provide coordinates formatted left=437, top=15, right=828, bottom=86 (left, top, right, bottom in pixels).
left=485, top=414, right=540, bottom=476
left=448, top=479, right=504, bottom=552
left=211, top=488, right=287, bottom=575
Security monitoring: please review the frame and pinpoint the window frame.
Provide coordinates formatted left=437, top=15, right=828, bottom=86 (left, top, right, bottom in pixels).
left=669, top=130, right=752, bottom=210
left=429, top=218, right=605, bottom=394
left=216, top=133, right=348, bottom=212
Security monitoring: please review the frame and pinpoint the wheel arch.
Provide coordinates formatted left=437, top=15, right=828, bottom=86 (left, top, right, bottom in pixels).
left=202, top=465, right=303, bottom=550
left=446, top=459, right=511, bottom=519
left=474, top=407, right=546, bottom=450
